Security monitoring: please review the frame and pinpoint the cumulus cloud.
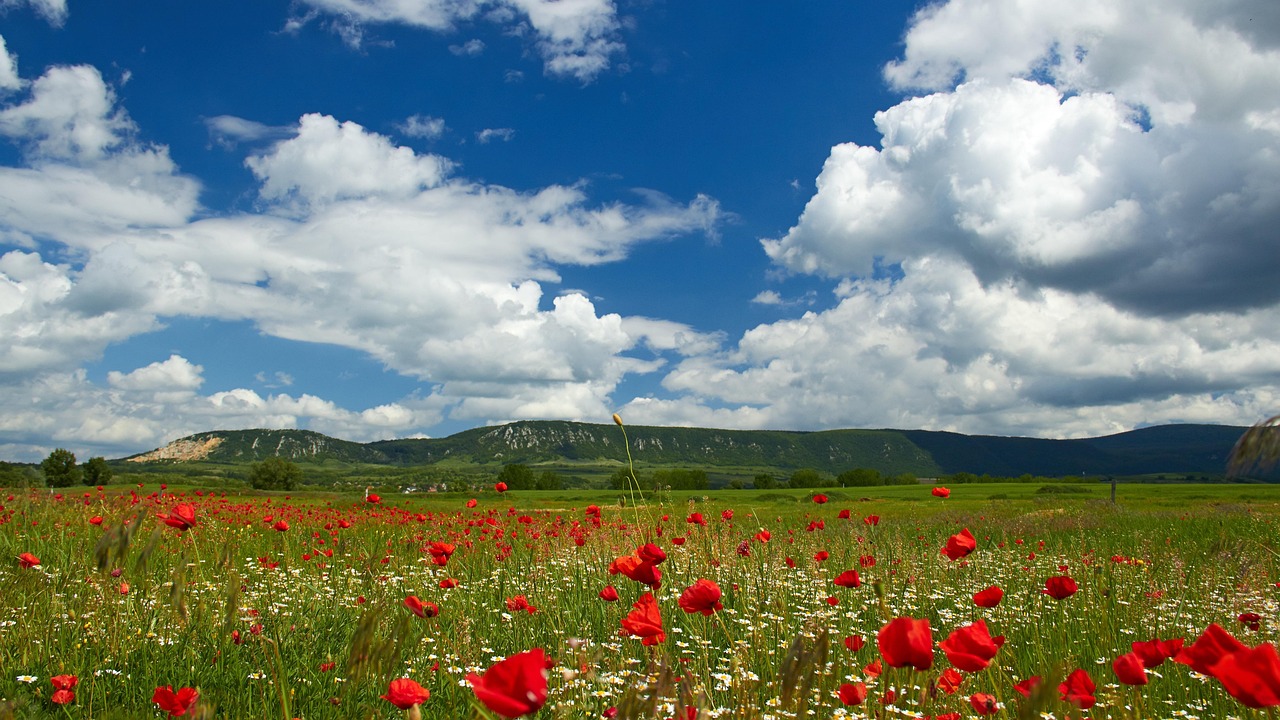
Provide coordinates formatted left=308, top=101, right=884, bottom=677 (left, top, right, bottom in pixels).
left=1, top=0, right=66, bottom=26
left=640, top=0, right=1280, bottom=438
left=449, top=38, right=485, bottom=56
left=293, top=0, right=622, bottom=81
left=475, top=127, right=514, bottom=144
left=399, top=114, right=446, bottom=140
left=0, top=68, right=721, bottom=458
left=204, top=115, right=294, bottom=149
left=0, top=36, right=20, bottom=92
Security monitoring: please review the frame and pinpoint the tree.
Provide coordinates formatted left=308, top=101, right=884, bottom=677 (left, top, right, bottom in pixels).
left=83, top=456, right=112, bottom=486
left=496, top=464, right=535, bottom=491
left=41, top=448, right=81, bottom=488
left=788, top=468, right=827, bottom=489
left=837, top=468, right=883, bottom=487
left=753, top=473, right=778, bottom=490
left=535, top=471, right=562, bottom=491
left=248, top=457, right=303, bottom=491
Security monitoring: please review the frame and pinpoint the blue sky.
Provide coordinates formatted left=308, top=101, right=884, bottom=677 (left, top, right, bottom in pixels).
left=1, top=0, right=1278, bottom=462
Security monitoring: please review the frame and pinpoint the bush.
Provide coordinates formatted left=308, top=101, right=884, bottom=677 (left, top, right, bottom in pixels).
left=248, top=457, right=303, bottom=491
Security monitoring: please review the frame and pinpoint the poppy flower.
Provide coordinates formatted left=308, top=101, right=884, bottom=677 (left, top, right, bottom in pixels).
left=1058, top=669, right=1096, bottom=709
left=621, top=592, right=665, bottom=646
left=610, top=554, right=662, bottom=588
left=972, top=585, right=1003, bottom=608
left=272, top=519, right=289, bottom=532
left=495, top=482, right=508, bottom=493
left=937, top=667, right=963, bottom=694
left=863, top=515, right=880, bottom=525
left=466, top=498, right=478, bottom=508
left=969, top=693, right=998, bottom=715
left=1175, top=623, right=1248, bottom=676
left=863, top=659, right=882, bottom=678
left=404, top=595, right=439, bottom=618
left=939, top=620, right=1004, bottom=672
left=942, top=528, right=977, bottom=561
left=844, top=635, right=865, bottom=651
left=833, top=569, right=861, bottom=588
left=813, top=494, right=828, bottom=504
left=837, top=682, right=867, bottom=705
left=686, top=512, right=707, bottom=526
left=1208, top=642, right=1280, bottom=708
left=50, top=675, right=76, bottom=705
left=1013, top=675, right=1042, bottom=698
left=439, top=578, right=459, bottom=589
left=813, top=550, right=829, bottom=563
left=366, top=494, right=381, bottom=504
left=18, top=552, right=40, bottom=568
left=637, top=543, right=667, bottom=565
left=467, top=648, right=553, bottom=718
left=1042, top=575, right=1078, bottom=599
left=599, top=585, right=619, bottom=602
left=931, top=487, right=950, bottom=498
left=506, top=595, right=537, bottom=614
left=89, top=516, right=103, bottom=526
left=152, top=686, right=199, bottom=716
left=678, top=578, right=723, bottom=616
left=1113, top=651, right=1148, bottom=685
left=381, top=677, right=430, bottom=710
left=157, top=504, right=196, bottom=531
left=877, top=616, right=934, bottom=670
left=1239, top=612, right=1263, bottom=631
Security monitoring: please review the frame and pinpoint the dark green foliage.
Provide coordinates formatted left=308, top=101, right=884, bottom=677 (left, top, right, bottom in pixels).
left=788, top=468, right=827, bottom=489
left=496, top=464, right=535, bottom=490
left=837, top=468, right=883, bottom=487
left=41, top=448, right=81, bottom=488
left=0, top=461, right=40, bottom=487
left=83, top=456, right=112, bottom=486
left=753, top=473, right=778, bottom=489
left=535, top=470, right=562, bottom=490
left=248, top=457, right=303, bottom=490
left=652, top=468, right=708, bottom=491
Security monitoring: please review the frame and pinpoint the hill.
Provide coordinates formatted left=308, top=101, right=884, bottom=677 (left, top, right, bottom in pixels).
left=122, top=421, right=1251, bottom=479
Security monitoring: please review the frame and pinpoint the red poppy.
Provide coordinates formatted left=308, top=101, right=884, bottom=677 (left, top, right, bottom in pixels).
left=1058, top=669, right=1096, bottom=709
left=931, top=487, right=950, bottom=498
left=637, top=543, right=667, bottom=565
left=969, top=693, right=998, bottom=715
left=89, top=516, right=103, bottom=526
left=1013, top=675, right=1042, bottom=698
left=599, top=585, right=619, bottom=602
left=972, top=585, right=1003, bottom=608
left=939, top=620, right=1004, bottom=672
left=17, top=552, right=39, bottom=568
left=381, top=677, right=430, bottom=710
left=404, top=595, right=439, bottom=618
left=495, top=482, right=508, bottom=493
left=1209, top=642, right=1280, bottom=709
left=942, top=528, right=977, bottom=561
left=837, top=682, right=867, bottom=705
left=686, top=512, right=707, bottom=526
left=506, top=595, right=537, bottom=614
left=439, top=578, right=459, bottom=589
left=863, top=659, right=882, bottom=678
left=157, top=504, right=196, bottom=531
left=621, top=592, right=665, bottom=646
left=877, top=616, right=934, bottom=670
left=1175, top=623, right=1249, bottom=676
left=1239, top=612, right=1263, bottom=631
left=833, top=570, right=861, bottom=588
left=937, top=667, right=963, bottom=694
left=1042, top=575, right=1078, bottom=599
left=366, top=493, right=381, bottom=504
left=813, top=550, right=829, bottom=563
left=152, top=686, right=199, bottom=716
left=863, top=515, right=880, bottom=525
left=467, top=648, right=553, bottom=718
left=754, top=529, right=771, bottom=542
left=610, top=554, right=662, bottom=588
left=50, top=675, right=77, bottom=705
left=844, top=635, right=865, bottom=652
left=678, top=578, right=723, bottom=616
left=813, top=494, right=828, bottom=504
left=466, top=498, right=478, bottom=508
left=1113, top=651, right=1148, bottom=685
left=272, top=519, right=289, bottom=532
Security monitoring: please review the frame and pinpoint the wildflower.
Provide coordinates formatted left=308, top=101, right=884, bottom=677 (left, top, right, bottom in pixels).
left=1175, top=623, right=1247, bottom=675
left=837, top=682, right=867, bottom=705
left=937, top=667, right=963, bottom=694
left=1013, top=675, right=1043, bottom=698
left=152, top=686, right=199, bottom=716
left=877, top=617, right=933, bottom=670
left=495, top=482, right=508, bottom=493
left=1210, top=642, right=1280, bottom=708
left=17, top=552, right=39, bottom=568
left=972, top=585, right=1003, bottom=608
left=157, top=504, right=196, bottom=531
left=1113, top=651, right=1148, bottom=685
left=467, top=648, right=553, bottom=718
left=833, top=570, right=861, bottom=588
left=942, top=528, right=977, bottom=561
left=1058, top=669, right=1096, bottom=709
left=506, top=595, right=537, bottom=614
left=678, top=579, right=723, bottom=616
left=50, top=675, right=77, bottom=705
left=969, top=693, right=998, bottom=715
left=939, top=620, right=1004, bottom=672
left=381, top=677, right=430, bottom=710
left=404, top=596, right=439, bottom=618
left=599, top=585, right=619, bottom=602
left=843, top=635, right=865, bottom=652
left=1042, top=575, right=1078, bottom=599
left=813, top=494, right=828, bottom=504
left=931, top=487, right=950, bottom=498
left=621, top=592, right=665, bottom=646
left=272, top=519, right=289, bottom=532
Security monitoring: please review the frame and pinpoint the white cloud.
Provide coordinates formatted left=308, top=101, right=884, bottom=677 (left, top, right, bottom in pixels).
left=293, top=0, right=622, bottom=81
left=107, top=354, right=204, bottom=392
left=204, top=115, right=293, bottom=148
left=449, top=38, right=485, bottom=56
left=476, top=127, right=514, bottom=143
left=0, top=36, right=20, bottom=92
left=1, top=0, right=66, bottom=26
left=399, top=114, right=446, bottom=139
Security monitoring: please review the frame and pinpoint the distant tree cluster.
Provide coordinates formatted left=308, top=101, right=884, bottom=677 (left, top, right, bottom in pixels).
left=495, top=464, right=562, bottom=491
left=249, top=457, right=303, bottom=490
left=607, top=467, right=707, bottom=491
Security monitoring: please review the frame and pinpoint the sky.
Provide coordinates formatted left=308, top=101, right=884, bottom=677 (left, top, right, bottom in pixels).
left=1, top=0, right=1278, bottom=462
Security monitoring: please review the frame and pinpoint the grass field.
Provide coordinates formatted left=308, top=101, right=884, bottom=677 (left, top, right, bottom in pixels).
left=2, top=481, right=1279, bottom=718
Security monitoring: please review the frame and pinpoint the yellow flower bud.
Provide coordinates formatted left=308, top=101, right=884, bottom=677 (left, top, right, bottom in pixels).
left=612, top=413, right=623, bottom=426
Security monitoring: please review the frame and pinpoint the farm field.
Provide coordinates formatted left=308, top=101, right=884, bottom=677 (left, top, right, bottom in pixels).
left=2, top=481, right=1279, bottom=719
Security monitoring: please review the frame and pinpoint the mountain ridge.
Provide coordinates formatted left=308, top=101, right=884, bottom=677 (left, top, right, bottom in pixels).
left=122, top=421, right=1251, bottom=478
